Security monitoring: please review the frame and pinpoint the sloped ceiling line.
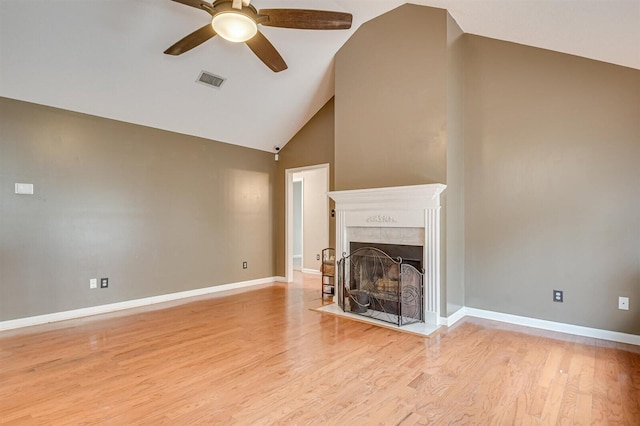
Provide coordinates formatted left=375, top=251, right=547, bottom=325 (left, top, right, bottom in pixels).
left=0, top=0, right=637, bottom=152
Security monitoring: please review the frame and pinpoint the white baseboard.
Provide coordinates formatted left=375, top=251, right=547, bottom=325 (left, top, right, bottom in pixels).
left=7, top=282, right=637, bottom=346
left=0, top=276, right=281, bottom=332
left=440, top=307, right=640, bottom=346
left=302, top=268, right=321, bottom=275
left=439, top=307, right=466, bottom=327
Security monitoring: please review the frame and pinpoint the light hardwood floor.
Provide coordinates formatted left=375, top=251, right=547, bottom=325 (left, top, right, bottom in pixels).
left=1, top=273, right=639, bottom=424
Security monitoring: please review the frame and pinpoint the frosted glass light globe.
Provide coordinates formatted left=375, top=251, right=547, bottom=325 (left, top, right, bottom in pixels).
left=212, top=12, right=258, bottom=43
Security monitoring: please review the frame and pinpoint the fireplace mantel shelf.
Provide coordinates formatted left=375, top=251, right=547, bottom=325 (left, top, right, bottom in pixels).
left=328, top=184, right=446, bottom=210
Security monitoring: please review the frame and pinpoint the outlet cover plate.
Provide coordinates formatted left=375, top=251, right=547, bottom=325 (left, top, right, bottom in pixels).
left=15, top=183, right=34, bottom=195
left=90, top=278, right=98, bottom=289
left=553, top=290, right=563, bottom=303
left=242, top=261, right=248, bottom=269
left=100, top=278, right=109, bottom=288
left=619, top=297, right=629, bottom=310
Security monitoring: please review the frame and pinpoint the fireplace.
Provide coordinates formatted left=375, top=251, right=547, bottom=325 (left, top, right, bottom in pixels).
left=328, top=184, right=445, bottom=326
left=337, top=246, right=424, bottom=326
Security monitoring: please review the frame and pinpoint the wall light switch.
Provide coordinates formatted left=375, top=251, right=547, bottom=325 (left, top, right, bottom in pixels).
left=15, top=183, right=34, bottom=195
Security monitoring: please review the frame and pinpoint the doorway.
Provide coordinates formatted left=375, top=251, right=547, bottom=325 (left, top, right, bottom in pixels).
left=285, top=164, right=330, bottom=282
left=292, top=179, right=303, bottom=271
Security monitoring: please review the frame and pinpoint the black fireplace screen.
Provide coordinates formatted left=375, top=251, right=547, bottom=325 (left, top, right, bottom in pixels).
left=337, top=247, right=424, bottom=327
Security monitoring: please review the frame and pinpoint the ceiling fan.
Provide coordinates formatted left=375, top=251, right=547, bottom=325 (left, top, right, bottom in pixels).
left=164, top=0, right=353, bottom=72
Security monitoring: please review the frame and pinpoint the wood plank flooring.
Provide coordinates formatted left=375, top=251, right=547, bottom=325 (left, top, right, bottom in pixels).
left=1, top=273, right=639, bottom=424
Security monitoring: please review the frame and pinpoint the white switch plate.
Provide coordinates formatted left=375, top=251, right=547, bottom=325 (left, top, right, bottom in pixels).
left=90, top=278, right=98, bottom=289
left=619, top=296, right=629, bottom=310
left=15, top=183, right=34, bottom=195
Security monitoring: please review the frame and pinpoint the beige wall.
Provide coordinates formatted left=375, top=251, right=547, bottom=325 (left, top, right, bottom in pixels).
left=294, top=168, right=329, bottom=271
left=335, top=4, right=464, bottom=316
left=332, top=3, right=640, bottom=334
left=464, top=37, right=640, bottom=333
left=335, top=5, right=447, bottom=191
left=5, top=2, right=638, bottom=336
left=0, top=97, right=275, bottom=321
left=274, top=98, right=335, bottom=277
left=443, top=13, right=466, bottom=317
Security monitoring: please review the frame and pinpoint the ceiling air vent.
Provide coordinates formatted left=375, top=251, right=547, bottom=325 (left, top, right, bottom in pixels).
left=196, top=71, right=225, bottom=89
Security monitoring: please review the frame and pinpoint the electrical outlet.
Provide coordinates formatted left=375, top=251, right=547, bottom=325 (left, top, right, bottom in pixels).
left=553, top=290, right=563, bottom=303
left=100, top=278, right=109, bottom=288
left=242, top=261, right=248, bottom=269
left=90, top=278, right=97, bottom=289
left=316, top=254, right=320, bottom=261
left=619, top=297, right=629, bottom=310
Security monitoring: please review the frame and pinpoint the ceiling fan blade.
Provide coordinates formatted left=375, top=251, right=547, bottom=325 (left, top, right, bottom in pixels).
left=259, top=9, right=352, bottom=30
left=170, top=0, right=211, bottom=10
left=164, top=24, right=217, bottom=55
left=245, top=31, right=288, bottom=72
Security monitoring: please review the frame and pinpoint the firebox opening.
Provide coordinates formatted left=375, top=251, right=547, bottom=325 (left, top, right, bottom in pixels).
left=337, top=246, right=424, bottom=327
left=350, top=242, right=423, bottom=272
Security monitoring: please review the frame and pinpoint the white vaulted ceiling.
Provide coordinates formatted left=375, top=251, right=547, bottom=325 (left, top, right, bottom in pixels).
left=1, top=0, right=638, bottom=152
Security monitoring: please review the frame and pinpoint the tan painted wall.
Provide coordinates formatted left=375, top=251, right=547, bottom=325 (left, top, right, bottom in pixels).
left=464, top=37, right=640, bottom=333
left=274, top=98, right=335, bottom=277
left=443, top=14, right=466, bottom=317
left=0, top=97, right=275, bottom=321
left=5, top=2, right=637, bottom=337
left=334, top=4, right=463, bottom=316
left=335, top=5, right=447, bottom=191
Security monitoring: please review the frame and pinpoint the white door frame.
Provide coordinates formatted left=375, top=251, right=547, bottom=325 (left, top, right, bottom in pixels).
left=292, top=177, right=304, bottom=271
left=285, top=163, right=330, bottom=282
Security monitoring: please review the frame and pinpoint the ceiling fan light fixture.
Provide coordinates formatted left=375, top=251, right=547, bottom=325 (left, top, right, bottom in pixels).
left=212, top=12, right=258, bottom=42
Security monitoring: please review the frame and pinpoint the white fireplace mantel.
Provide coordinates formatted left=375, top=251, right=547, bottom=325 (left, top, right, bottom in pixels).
left=328, top=184, right=446, bottom=211
left=328, top=183, right=446, bottom=325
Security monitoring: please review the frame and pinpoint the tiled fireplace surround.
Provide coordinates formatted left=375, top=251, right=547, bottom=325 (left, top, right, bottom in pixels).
left=328, top=184, right=446, bottom=326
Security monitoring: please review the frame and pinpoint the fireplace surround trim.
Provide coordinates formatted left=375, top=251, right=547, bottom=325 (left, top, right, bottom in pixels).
left=328, top=183, right=446, bottom=325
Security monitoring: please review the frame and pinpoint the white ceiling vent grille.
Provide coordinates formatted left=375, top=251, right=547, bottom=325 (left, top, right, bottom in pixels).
left=196, top=71, right=226, bottom=89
